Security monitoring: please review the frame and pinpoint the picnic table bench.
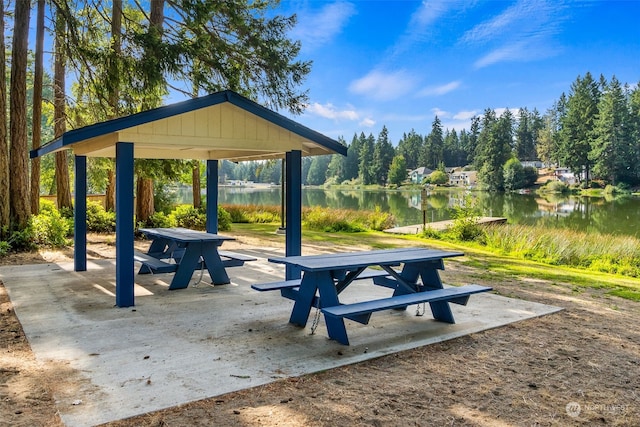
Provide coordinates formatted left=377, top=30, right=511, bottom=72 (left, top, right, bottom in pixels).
left=137, top=227, right=256, bottom=289
left=253, top=248, right=492, bottom=345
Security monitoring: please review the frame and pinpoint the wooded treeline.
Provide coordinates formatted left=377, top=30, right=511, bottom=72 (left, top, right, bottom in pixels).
left=223, top=72, right=640, bottom=192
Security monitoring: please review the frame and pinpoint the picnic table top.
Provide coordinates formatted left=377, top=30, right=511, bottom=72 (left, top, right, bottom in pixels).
left=268, top=247, right=463, bottom=272
left=138, top=227, right=236, bottom=244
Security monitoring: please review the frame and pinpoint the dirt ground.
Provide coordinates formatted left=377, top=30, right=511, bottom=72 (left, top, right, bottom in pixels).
left=1, top=233, right=638, bottom=426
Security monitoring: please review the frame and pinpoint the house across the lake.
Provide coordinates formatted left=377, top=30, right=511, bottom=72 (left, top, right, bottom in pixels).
left=408, top=167, right=433, bottom=184
left=449, top=170, right=477, bottom=187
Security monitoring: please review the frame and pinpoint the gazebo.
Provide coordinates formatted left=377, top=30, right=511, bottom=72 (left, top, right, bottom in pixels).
left=30, top=90, right=346, bottom=307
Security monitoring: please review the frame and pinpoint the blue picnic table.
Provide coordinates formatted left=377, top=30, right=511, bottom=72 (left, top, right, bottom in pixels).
left=253, top=247, right=492, bottom=345
left=137, top=227, right=255, bottom=290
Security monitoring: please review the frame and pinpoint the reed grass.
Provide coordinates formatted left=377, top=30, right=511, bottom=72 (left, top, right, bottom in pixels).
left=221, top=204, right=395, bottom=232
left=481, top=223, right=640, bottom=277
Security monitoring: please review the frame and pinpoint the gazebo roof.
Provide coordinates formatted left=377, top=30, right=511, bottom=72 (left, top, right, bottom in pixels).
left=30, top=90, right=346, bottom=161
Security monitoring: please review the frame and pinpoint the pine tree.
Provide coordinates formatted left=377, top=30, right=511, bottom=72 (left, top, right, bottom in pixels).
left=396, top=130, right=423, bottom=170
left=343, top=134, right=361, bottom=182
left=559, top=73, right=600, bottom=183
left=372, top=126, right=395, bottom=185
left=590, top=76, right=631, bottom=184
left=358, top=133, right=375, bottom=185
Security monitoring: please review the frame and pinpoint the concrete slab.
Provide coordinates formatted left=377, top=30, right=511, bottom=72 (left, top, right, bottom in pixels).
left=1, top=251, right=561, bottom=426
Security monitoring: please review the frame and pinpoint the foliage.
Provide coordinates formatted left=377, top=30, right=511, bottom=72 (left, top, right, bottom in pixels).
left=0, top=241, right=10, bottom=257
left=7, top=227, right=37, bottom=252
left=503, top=158, right=525, bottom=191
left=30, top=207, right=72, bottom=247
left=86, top=201, right=116, bottom=232
left=170, top=205, right=206, bottom=230
left=445, top=196, right=485, bottom=242
left=217, top=206, right=232, bottom=231
left=387, top=155, right=407, bottom=186
left=482, top=223, right=640, bottom=277
left=429, top=170, right=449, bottom=185
left=146, top=211, right=175, bottom=229
left=222, top=204, right=281, bottom=224
left=537, top=180, right=569, bottom=194
left=303, top=207, right=367, bottom=232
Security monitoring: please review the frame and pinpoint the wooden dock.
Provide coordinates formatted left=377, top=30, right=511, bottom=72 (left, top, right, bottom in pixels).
left=384, top=217, right=507, bottom=235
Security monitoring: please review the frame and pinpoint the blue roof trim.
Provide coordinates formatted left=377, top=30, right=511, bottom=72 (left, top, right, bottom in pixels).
left=30, top=90, right=346, bottom=158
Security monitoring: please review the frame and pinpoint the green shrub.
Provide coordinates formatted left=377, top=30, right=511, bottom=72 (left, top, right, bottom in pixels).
left=170, top=204, right=206, bottom=230
left=31, top=210, right=71, bottom=247
left=7, top=227, right=37, bottom=252
left=538, top=180, right=569, bottom=194
left=0, top=241, right=10, bottom=257
left=86, top=201, right=116, bottom=232
left=445, top=195, right=485, bottom=242
left=146, top=211, right=175, bottom=228
left=217, top=206, right=232, bottom=231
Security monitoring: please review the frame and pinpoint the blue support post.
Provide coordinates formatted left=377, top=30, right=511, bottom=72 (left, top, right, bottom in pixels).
left=285, top=150, right=302, bottom=280
left=206, top=159, right=219, bottom=233
left=115, top=142, right=135, bottom=307
left=74, top=155, right=87, bottom=272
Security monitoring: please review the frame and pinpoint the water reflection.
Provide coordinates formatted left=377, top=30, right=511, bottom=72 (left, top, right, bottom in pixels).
left=172, top=186, right=640, bottom=237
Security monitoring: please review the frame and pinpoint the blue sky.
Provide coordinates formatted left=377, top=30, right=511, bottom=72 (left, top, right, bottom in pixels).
left=276, top=0, right=640, bottom=145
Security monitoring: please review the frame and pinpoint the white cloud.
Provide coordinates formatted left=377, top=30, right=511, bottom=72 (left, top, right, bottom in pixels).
left=453, top=110, right=478, bottom=120
left=461, top=0, right=570, bottom=68
left=305, top=102, right=359, bottom=121
left=430, top=107, right=450, bottom=118
left=359, top=118, right=376, bottom=128
left=349, top=69, right=418, bottom=101
left=418, top=80, right=461, bottom=97
left=291, top=2, right=357, bottom=51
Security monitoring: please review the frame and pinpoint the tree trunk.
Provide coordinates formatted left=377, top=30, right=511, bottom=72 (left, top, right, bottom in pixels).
left=135, top=177, right=154, bottom=224
left=105, top=168, right=116, bottom=211
left=0, top=0, right=9, bottom=237
left=54, top=6, right=72, bottom=210
left=108, top=0, right=122, bottom=118
left=30, top=0, right=45, bottom=215
left=8, top=0, right=31, bottom=230
left=192, top=161, right=201, bottom=208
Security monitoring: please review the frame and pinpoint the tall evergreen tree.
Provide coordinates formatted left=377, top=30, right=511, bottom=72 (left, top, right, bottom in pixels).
left=358, top=133, right=375, bottom=185
left=467, top=116, right=481, bottom=166
left=424, top=116, right=443, bottom=169
left=9, top=0, right=31, bottom=229
left=559, top=72, right=600, bottom=183
left=327, top=137, right=348, bottom=183
left=0, top=0, right=9, bottom=236
left=515, top=108, right=535, bottom=161
left=476, top=108, right=513, bottom=191
left=590, top=76, right=631, bottom=184
left=343, top=134, right=361, bottom=181
left=629, top=83, right=640, bottom=182
left=372, top=126, right=395, bottom=185
left=396, top=129, right=423, bottom=170
left=306, top=155, right=331, bottom=185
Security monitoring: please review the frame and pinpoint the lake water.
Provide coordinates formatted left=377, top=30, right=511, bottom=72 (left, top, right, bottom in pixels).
left=174, top=186, right=640, bottom=237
